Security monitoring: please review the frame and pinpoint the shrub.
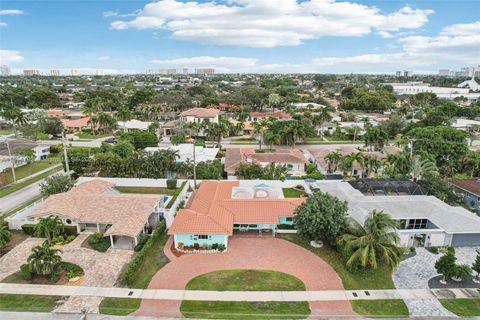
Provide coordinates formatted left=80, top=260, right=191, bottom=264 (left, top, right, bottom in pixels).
left=211, top=243, right=218, bottom=250
left=49, top=143, right=63, bottom=154
left=21, top=224, right=36, bottom=235
left=52, top=235, right=64, bottom=244
left=90, top=232, right=104, bottom=243
left=67, top=270, right=82, bottom=279
left=20, top=264, right=32, bottom=280
left=64, top=226, right=78, bottom=236
left=277, top=224, right=296, bottom=230
left=193, top=243, right=200, bottom=250
left=410, top=246, right=416, bottom=253
left=122, top=221, right=166, bottom=286
left=166, top=179, right=177, bottom=189
left=429, top=246, right=439, bottom=254
left=88, top=234, right=110, bottom=252
left=453, top=264, right=473, bottom=281
left=60, top=261, right=84, bottom=275
left=338, top=244, right=361, bottom=273
left=217, top=244, right=226, bottom=252
left=63, top=235, right=76, bottom=244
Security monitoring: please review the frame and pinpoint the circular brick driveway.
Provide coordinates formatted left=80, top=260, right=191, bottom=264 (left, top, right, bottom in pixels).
left=134, top=236, right=355, bottom=318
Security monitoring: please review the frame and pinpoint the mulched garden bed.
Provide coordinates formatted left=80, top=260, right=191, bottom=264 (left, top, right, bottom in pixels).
left=0, top=231, right=29, bottom=257
left=428, top=275, right=480, bottom=289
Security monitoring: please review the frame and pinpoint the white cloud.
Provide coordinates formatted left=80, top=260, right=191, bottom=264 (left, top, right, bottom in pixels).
left=0, top=49, right=24, bottom=64
left=0, top=9, right=24, bottom=15
left=110, top=0, right=433, bottom=47
left=98, top=56, right=110, bottom=61
left=0, top=22, right=7, bottom=28
left=440, top=21, right=480, bottom=36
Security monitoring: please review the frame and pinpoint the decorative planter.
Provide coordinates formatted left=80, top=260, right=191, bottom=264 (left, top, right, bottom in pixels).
left=440, top=279, right=447, bottom=285
left=451, top=277, right=463, bottom=282
left=69, top=276, right=80, bottom=282
left=310, top=240, right=323, bottom=248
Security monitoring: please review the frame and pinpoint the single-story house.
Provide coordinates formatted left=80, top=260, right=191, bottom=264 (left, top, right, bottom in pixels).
left=62, top=117, right=92, bottom=131
left=450, top=179, right=480, bottom=214
left=314, top=180, right=480, bottom=247
left=169, top=181, right=306, bottom=251
left=145, top=143, right=219, bottom=164
left=29, top=179, right=163, bottom=250
left=225, top=148, right=308, bottom=177
left=179, top=108, right=220, bottom=124
left=248, top=112, right=291, bottom=122
left=452, top=119, right=480, bottom=131
left=117, top=119, right=152, bottom=131
left=162, top=120, right=177, bottom=136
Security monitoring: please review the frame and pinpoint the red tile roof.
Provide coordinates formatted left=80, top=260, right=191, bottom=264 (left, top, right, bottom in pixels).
left=224, top=148, right=307, bottom=174
left=62, top=117, right=91, bottom=128
left=250, top=112, right=290, bottom=119
left=450, top=179, right=480, bottom=197
left=179, top=108, right=220, bottom=118
left=169, top=181, right=306, bottom=235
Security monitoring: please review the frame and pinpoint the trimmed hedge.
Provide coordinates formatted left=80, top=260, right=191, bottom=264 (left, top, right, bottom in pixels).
left=122, top=221, right=166, bottom=286
left=21, top=224, right=78, bottom=237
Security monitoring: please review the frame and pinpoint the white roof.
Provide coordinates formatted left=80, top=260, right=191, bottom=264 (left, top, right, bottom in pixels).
left=314, top=181, right=480, bottom=234
left=118, top=119, right=152, bottom=131
left=452, top=118, right=480, bottom=129
left=145, top=143, right=219, bottom=163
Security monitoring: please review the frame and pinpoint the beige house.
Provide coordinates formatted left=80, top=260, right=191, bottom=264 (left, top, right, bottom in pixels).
left=32, top=179, right=163, bottom=250
left=179, top=108, right=220, bottom=124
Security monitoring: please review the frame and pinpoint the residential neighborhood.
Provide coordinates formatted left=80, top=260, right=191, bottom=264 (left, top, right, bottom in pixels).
left=0, top=0, right=480, bottom=318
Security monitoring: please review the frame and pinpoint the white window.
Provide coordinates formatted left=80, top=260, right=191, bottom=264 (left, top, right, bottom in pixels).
left=192, top=235, right=209, bottom=240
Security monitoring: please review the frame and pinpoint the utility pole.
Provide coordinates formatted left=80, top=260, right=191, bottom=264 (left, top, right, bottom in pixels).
left=409, top=138, right=416, bottom=160
left=4, top=138, right=16, bottom=183
left=62, top=128, right=70, bottom=173
left=192, top=138, right=196, bottom=190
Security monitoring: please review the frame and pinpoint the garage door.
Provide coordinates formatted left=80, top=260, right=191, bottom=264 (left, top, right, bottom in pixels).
left=451, top=233, right=480, bottom=246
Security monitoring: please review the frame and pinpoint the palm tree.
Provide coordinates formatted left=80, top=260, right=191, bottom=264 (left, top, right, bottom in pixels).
left=34, top=215, right=64, bottom=245
left=364, top=155, right=382, bottom=177
left=337, top=210, right=402, bottom=270
left=97, top=112, right=117, bottom=134
left=463, top=151, right=480, bottom=178
left=324, top=151, right=342, bottom=173
left=284, top=121, right=306, bottom=148
left=27, top=241, right=62, bottom=276
left=0, top=224, right=11, bottom=247
left=83, top=96, right=102, bottom=116
left=88, top=115, right=99, bottom=135
left=1, top=104, right=27, bottom=137
left=340, top=156, right=353, bottom=177
left=313, top=107, right=333, bottom=137
left=346, top=152, right=365, bottom=177
left=264, top=131, right=281, bottom=150
left=409, top=155, right=438, bottom=182
left=253, top=118, right=270, bottom=150
left=116, top=106, right=132, bottom=132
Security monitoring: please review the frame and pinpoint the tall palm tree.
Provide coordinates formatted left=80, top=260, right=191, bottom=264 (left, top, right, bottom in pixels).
left=116, top=106, right=132, bottom=132
left=0, top=224, right=11, bottom=247
left=337, top=210, right=402, bottom=270
left=346, top=151, right=365, bottom=177
left=83, top=96, right=103, bottom=116
left=27, top=241, right=62, bottom=276
left=253, top=118, right=270, bottom=150
left=264, top=131, right=281, bottom=150
left=364, top=155, right=382, bottom=177
left=1, top=104, right=27, bottom=137
left=34, top=215, right=64, bottom=245
left=88, top=115, right=99, bottom=135
left=324, top=151, right=342, bottom=173
left=463, top=151, right=480, bottom=178
left=409, top=155, right=438, bottom=182
left=284, top=121, right=306, bottom=148
left=97, top=112, right=117, bottom=134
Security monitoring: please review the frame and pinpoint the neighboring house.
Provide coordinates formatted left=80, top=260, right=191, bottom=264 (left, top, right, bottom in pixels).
left=161, top=120, right=177, bottom=136
left=117, top=119, right=152, bottom=131
left=290, top=102, right=325, bottom=109
left=33, top=145, right=50, bottom=160
left=29, top=179, right=164, bottom=250
left=452, top=118, right=480, bottom=131
left=225, top=148, right=308, bottom=177
left=62, top=117, right=92, bottom=131
left=450, top=179, right=480, bottom=214
left=314, top=180, right=480, bottom=247
left=320, top=120, right=379, bottom=136
left=179, top=108, right=220, bottom=124
left=145, top=143, right=219, bottom=164
left=229, top=120, right=254, bottom=136
left=169, top=181, right=306, bottom=251
left=249, top=112, right=291, bottom=122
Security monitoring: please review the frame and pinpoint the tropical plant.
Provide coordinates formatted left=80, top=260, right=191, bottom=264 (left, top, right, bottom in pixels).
left=0, top=223, right=11, bottom=247
left=452, top=264, right=473, bottom=281
left=324, top=151, right=342, bottom=174
left=253, top=118, right=270, bottom=150
left=364, top=126, right=388, bottom=151
left=116, top=106, right=132, bottom=131
left=337, top=210, right=402, bottom=270
left=284, top=121, right=306, bottom=147
left=27, top=241, right=62, bottom=276
left=435, top=247, right=457, bottom=283
left=40, top=175, right=74, bottom=197
left=472, top=250, right=480, bottom=283
left=34, top=215, right=65, bottom=245
left=346, top=152, right=365, bottom=177
left=409, top=155, right=438, bottom=182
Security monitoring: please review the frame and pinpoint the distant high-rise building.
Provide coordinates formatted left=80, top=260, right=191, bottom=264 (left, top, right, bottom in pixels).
left=1, top=65, right=11, bottom=76
left=145, top=68, right=153, bottom=75
left=439, top=69, right=453, bottom=76
left=70, top=69, right=78, bottom=76
left=23, top=69, right=40, bottom=76
left=403, top=70, right=412, bottom=77
left=395, top=71, right=401, bottom=77
left=159, top=68, right=176, bottom=75
left=183, top=67, right=189, bottom=75
left=96, top=69, right=104, bottom=76
left=195, top=68, right=215, bottom=75
left=50, top=69, right=60, bottom=76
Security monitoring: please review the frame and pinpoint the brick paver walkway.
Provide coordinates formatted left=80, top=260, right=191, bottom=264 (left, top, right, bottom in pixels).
left=134, top=236, right=355, bottom=318
left=0, top=237, right=44, bottom=281
left=54, top=234, right=133, bottom=314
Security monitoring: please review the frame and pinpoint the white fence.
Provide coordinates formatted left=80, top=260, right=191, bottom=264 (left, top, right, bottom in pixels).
left=6, top=199, right=44, bottom=230
left=163, top=180, right=191, bottom=227
left=77, top=177, right=189, bottom=188
left=276, top=229, right=298, bottom=234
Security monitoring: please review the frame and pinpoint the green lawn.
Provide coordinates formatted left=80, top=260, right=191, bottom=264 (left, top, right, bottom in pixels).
left=181, top=269, right=309, bottom=319
left=115, top=186, right=177, bottom=195
left=351, top=300, right=409, bottom=318
left=0, top=167, right=63, bottom=198
left=0, top=127, right=14, bottom=135
left=278, top=234, right=395, bottom=289
left=181, top=301, right=310, bottom=319
left=440, top=299, right=480, bottom=317
left=119, top=230, right=170, bottom=289
left=282, top=188, right=307, bottom=198
left=186, top=270, right=306, bottom=291
left=0, top=294, right=64, bottom=312
left=3, top=160, right=58, bottom=184
left=99, top=297, right=141, bottom=316
left=77, top=132, right=111, bottom=139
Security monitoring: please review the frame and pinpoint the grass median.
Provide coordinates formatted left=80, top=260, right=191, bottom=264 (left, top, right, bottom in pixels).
left=0, top=294, right=64, bottom=312
left=0, top=166, right=63, bottom=198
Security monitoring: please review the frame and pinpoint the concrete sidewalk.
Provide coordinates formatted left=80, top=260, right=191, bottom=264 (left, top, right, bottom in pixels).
left=0, top=283, right=478, bottom=302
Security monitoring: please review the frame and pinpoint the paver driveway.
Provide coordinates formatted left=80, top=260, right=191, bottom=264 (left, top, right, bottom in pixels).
left=0, top=237, right=44, bottom=281
left=134, top=235, right=355, bottom=318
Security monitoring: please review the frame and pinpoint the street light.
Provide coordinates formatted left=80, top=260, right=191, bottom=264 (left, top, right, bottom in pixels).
left=0, top=136, right=16, bottom=183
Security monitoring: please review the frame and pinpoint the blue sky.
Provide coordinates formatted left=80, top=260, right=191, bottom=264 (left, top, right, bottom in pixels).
left=0, top=0, right=479, bottom=74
